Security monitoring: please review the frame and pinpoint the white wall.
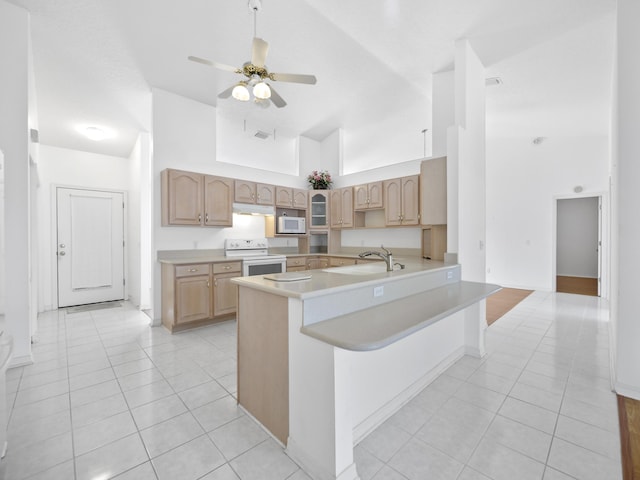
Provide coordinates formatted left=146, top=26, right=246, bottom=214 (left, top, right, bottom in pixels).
left=614, top=0, right=640, bottom=400
left=127, top=134, right=153, bottom=309
left=36, top=145, right=130, bottom=311
left=486, top=136, right=609, bottom=290
left=0, top=0, right=34, bottom=366
left=556, top=197, right=599, bottom=278
left=455, top=40, right=486, bottom=282
left=0, top=152, right=4, bottom=315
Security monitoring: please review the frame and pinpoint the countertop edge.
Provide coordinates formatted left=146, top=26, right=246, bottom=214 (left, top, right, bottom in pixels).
left=300, top=281, right=501, bottom=351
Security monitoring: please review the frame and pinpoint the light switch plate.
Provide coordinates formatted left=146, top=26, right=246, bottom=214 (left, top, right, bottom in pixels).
left=373, top=286, right=384, bottom=297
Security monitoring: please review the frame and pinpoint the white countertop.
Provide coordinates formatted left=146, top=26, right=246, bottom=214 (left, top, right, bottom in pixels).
left=232, top=257, right=452, bottom=300
left=300, top=281, right=500, bottom=351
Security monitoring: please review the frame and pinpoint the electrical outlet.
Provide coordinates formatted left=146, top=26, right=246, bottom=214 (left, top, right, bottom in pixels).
left=447, top=270, right=453, bottom=280
left=373, top=286, right=384, bottom=297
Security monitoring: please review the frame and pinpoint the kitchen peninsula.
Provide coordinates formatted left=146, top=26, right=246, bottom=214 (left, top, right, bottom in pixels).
left=232, top=260, right=499, bottom=480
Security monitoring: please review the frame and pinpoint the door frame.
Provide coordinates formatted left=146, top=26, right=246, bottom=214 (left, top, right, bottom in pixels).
left=50, top=185, right=128, bottom=309
left=551, top=191, right=609, bottom=299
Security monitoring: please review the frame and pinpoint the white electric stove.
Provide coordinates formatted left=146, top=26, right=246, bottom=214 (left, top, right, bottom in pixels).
left=224, top=238, right=287, bottom=276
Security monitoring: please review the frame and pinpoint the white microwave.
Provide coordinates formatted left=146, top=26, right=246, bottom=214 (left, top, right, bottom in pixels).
left=277, top=216, right=306, bottom=234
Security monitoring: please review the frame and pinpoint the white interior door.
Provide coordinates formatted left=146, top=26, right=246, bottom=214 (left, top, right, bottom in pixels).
left=57, top=188, right=124, bottom=307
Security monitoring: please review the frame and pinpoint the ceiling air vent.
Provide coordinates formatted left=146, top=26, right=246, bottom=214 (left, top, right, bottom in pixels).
left=254, top=130, right=271, bottom=140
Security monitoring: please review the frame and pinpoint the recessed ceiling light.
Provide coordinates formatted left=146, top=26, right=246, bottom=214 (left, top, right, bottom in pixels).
left=76, top=125, right=113, bottom=141
left=485, top=77, right=503, bottom=87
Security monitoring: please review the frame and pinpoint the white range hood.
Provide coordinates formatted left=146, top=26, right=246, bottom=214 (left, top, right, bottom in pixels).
left=232, top=203, right=276, bottom=216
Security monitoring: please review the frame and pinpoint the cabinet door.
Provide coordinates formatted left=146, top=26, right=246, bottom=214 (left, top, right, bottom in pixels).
left=286, top=257, right=308, bottom=270
left=175, top=275, right=211, bottom=324
left=235, top=180, right=256, bottom=203
left=368, top=181, right=384, bottom=209
left=204, top=176, right=233, bottom=226
left=330, top=190, right=343, bottom=228
left=401, top=175, right=420, bottom=225
left=306, top=258, right=325, bottom=270
left=256, top=184, right=275, bottom=205
left=165, top=170, right=203, bottom=225
left=276, top=187, right=293, bottom=207
left=213, top=273, right=240, bottom=317
left=354, top=184, right=369, bottom=210
left=421, top=156, right=447, bottom=225
left=384, top=178, right=402, bottom=226
left=341, top=188, right=354, bottom=228
left=310, top=192, right=329, bottom=228
left=292, top=189, right=308, bottom=209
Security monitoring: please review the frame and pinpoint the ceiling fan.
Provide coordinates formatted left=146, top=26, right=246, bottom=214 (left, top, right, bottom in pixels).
left=188, top=0, right=317, bottom=108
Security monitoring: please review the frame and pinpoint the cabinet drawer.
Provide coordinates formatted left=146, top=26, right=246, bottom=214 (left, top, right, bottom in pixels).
left=175, top=264, right=210, bottom=277
left=213, top=262, right=242, bottom=274
left=330, top=257, right=357, bottom=267
left=286, top=257, right=308, bottom=267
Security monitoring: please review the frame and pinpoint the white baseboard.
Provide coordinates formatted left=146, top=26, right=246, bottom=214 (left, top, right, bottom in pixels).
left=8, top=354, right=34, bottom=369
left=615, top=381, right=640, bottom=401
left=286, top=437, right=360, bottom=480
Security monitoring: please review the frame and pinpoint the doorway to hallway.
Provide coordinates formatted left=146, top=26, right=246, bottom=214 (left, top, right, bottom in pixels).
left=556, top=196, right=600, bottom=296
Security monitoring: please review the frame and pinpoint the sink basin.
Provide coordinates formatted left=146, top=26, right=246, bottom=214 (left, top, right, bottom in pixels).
left=323, top=263, right=389, bottom=275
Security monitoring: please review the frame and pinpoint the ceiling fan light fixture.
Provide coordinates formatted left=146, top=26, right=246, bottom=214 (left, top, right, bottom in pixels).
left=232, top=83, right=250, bottom=101
left=253, top=81, right=271, bottom=99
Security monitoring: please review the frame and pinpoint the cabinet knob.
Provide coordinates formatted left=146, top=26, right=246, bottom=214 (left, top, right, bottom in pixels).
left=188, top=268, right=198, bottom=272
left=205, top=213, right=209, bottom=222
left=198, top=214, right=202, bottom=222
left=224, top=265, right=231, bottom=270
left=213, top=280, right=217, bottom=287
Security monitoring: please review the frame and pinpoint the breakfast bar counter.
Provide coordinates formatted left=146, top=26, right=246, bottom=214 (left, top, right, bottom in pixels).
left=232, top=260, right=499, bottom=480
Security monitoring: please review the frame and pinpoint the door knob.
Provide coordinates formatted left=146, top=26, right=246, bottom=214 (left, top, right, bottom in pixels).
left=59, top=251, right=66, bottom=256
left=59, top=244, right=65, bottom=248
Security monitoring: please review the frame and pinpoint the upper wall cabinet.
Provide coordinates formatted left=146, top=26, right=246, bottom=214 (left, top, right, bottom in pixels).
left=161, top=169, right=233, bottom=227
left=330, top=187, right=354, bottom=229
left=383, top=175, right=420, bottom=226
left=235, top=180, right=275, bottom=206
left=420, top=156, right=447, bottom=225
left=276, top=187, right=308, bottom=209
left=354, top=182, right=383, bottom=210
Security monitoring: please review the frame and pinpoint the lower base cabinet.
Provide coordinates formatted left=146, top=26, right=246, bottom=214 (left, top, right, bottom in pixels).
left=162, top=261, right=241, bottom=332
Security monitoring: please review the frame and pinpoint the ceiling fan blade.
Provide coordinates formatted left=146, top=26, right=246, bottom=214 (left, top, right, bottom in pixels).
left=268, top=85, right=287, bottom=108
left=188, top=56, right=239, bottom=73
left=270, top=72, right=317, bottom=85
left=218, top=85, right=235, bottom=99
left=251, top=37, right=269, bottom=68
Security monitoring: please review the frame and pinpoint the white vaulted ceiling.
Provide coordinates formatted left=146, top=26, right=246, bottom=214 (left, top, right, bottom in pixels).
left=8, top=0, right=616, bottom=160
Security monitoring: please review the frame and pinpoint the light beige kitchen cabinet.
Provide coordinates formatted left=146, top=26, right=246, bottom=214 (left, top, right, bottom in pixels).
left=276, top=187, right=308, bottom=209
left=235, top=180, right=275, bottom=206
left=212, top=262, right=242, bottom=317
left=309, top=191, right=330, bottom=229
left=329, top=257, right=357, bottom=267
left=306, top=257, right=330, bottom=270
left=162, top=169, right=203, bottom=226
left=204, top=176, right=234, bottom=226
left=384, top=175, right=420, bottom=226
left=354, top=182, right=383, bottom=210
left=161, top=261, right=240, bottom=333
left=162, top=263, right=212, bottom=332
left=420, top=156, right=447, bottom=225
left=287, top=257, right=309, bottom=271
left=330, top=188, right=353, bottom=229
left=161, top=169, right=233, bottom=227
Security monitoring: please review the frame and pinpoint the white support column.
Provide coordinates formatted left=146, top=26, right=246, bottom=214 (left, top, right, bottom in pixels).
left=0, top=0, right=33, bottom=367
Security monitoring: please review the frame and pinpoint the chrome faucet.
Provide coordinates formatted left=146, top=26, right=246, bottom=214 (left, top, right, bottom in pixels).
left=359, top=245, right=394, bottom=271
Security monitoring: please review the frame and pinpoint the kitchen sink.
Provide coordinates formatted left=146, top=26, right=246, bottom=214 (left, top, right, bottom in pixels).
left=322, top=263, right=389, bottom=275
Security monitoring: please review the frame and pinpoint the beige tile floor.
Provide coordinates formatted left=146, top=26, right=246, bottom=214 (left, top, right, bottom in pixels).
left=0, top=291, right=621, bottom=480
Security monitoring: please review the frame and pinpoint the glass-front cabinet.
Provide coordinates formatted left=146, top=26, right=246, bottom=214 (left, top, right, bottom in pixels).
left=310, top=191, right=329, bottom=229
